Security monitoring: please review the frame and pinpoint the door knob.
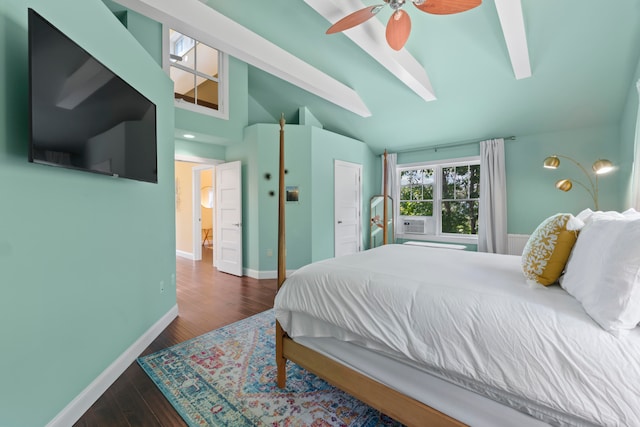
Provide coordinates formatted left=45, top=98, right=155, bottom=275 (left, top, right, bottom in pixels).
left=337, top=220, right=343, bottom=224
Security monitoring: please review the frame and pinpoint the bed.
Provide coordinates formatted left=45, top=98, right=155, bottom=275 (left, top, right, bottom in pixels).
left=272, top=118, right=640, bottom=426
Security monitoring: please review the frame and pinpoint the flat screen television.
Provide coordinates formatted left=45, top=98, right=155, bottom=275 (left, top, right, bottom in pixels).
left=28, top=8, right=158, bottom=183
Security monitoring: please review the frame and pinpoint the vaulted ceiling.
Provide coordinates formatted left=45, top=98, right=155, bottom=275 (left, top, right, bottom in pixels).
left=124, top=0, right=640, bottom=153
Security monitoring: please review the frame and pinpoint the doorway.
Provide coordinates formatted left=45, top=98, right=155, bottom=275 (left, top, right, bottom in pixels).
left=174, top=156, right=222, bottom=267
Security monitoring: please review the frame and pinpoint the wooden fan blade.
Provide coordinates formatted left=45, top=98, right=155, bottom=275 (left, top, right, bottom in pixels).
left=386, top=10, right=411, bottom=51
left=414, top=0, right=481, bottom=15
left=326, top=5, right=384, bottom=34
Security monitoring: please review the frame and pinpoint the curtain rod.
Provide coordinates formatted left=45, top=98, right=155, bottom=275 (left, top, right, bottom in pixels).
left=396, top=136, right=516, bottom=154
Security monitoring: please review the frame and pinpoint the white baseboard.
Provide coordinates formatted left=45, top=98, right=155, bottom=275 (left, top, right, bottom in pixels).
left=244, top=268, right=297, bottom=279
left=46, top=304, right=179, bottom=427
left=176, top=250, right=194, bottom=260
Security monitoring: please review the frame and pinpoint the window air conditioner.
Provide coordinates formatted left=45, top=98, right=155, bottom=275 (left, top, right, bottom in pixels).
left=403, top=218, right=426, bottom=234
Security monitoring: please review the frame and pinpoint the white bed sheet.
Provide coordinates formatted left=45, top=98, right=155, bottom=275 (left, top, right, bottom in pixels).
left=274, top=244, right=640, bottom=427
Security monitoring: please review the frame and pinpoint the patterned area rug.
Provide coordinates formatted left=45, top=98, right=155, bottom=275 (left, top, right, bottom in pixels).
left=138, top=310, right=403, bottom=426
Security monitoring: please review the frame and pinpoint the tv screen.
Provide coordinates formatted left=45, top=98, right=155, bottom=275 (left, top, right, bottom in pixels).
left=28, top=9, right=158, bottom=183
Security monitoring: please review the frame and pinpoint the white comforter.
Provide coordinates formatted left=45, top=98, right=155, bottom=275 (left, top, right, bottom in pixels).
left=274, top=244, right=640, bottom=427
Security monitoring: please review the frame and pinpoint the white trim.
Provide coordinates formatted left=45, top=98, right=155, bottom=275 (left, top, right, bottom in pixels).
left=192, top=168, right=202, bottom=261
left=115, top=0, right=371, bottom=117
left=174, top=154, right=223, bottom=165
left=243, top=268, right=297, bottom=279
left=46, top=305, right=179, bottom=427
left=176, top=249, right=195, bottom=259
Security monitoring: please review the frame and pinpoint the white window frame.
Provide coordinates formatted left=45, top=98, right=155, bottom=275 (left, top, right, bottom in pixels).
left=397, top=156, right=480, bottom=244
left=162, top=25, right=229, bottom=120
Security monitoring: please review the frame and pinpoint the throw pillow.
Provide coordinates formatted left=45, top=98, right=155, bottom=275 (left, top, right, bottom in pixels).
left=521, top=213, right=583, bottom=286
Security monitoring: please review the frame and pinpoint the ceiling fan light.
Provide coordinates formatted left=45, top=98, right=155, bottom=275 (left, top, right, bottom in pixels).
left=389, top=0, right=406, bottom=10
left=543, top=156, right=560, bottom=169
left=555, top=179, right=572, bottom=192
left=592, top=159, right=614, bottom=175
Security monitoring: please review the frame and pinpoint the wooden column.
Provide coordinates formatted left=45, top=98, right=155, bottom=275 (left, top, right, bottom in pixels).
left=383, top=149, right=388, bottom=245
left=276, top=113, right=287, bottom=388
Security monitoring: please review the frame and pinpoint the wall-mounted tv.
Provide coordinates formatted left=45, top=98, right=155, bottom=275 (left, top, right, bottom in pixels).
left=28, top=8, right=158, bottom=183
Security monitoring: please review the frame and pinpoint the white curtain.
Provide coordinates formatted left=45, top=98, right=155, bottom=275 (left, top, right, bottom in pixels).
left=381, top=152, right=398, bottom=241
left=631, top=79, right=640, bottom=210
left=478, top=139, right=508, bottom=254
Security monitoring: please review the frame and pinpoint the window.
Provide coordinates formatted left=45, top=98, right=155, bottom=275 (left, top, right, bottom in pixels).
left=165, top=29, right=228, bottom=119
left=398, top=158, right=480, bottom=238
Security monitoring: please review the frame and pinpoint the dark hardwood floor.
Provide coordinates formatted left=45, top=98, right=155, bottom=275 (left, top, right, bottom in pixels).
left=74, top=247, right=278, bottom=427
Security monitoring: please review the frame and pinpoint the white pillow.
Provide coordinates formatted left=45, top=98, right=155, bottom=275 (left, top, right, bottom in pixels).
left=561, top=215, right=640, bottom=337
left=623, top=208, right=640, bottom=219
left=575, top=208, right=624, bottom=225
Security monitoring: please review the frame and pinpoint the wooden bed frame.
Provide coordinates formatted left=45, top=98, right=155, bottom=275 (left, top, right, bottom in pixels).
left=274, top=116, right=466, bottom=427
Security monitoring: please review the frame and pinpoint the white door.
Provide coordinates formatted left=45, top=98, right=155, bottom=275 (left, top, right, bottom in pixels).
left=334, top=160, right=362, bottom=257
left=215, top=161, right=243, bottom=276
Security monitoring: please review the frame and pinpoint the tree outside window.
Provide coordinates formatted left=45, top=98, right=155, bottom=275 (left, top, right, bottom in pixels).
left=441, top=164, right=480, bottom=234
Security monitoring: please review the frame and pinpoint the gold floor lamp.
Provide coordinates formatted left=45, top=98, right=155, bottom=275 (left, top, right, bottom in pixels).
left=543, top=155, right=614, bottom=210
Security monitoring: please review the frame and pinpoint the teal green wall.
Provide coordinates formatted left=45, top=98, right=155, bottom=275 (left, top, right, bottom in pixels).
left=310, top=127, right=378, bottom=262
left=396, top=125, right=621, bottom=236
left=257, top=125, right=313, bottom=270
left=0, top=1, right=176, bottom=426
left=173, top=55, right=249, bottom=145
left=229, top=123, right=377, bottom=272
left=175, top=139, right=226, bottom=160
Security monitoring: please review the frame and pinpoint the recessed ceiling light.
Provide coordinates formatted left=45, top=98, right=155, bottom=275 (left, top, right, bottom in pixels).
left=183, top=134, right=195, bottom=139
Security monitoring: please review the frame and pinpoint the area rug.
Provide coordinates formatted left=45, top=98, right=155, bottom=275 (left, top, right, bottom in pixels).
left=138, top=309, right=403, bottom=426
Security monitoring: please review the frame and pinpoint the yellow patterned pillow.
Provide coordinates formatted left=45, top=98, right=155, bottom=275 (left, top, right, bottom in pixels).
left=521, top=214, right=582, bottom=286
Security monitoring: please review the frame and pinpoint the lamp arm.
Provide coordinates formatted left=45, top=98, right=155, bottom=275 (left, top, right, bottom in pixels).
left=570, top=177, right=598, bottom=210
left=556, top=154, right=596, bottom=192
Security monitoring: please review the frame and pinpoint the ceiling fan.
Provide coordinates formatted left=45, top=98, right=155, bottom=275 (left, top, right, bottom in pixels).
left=326, top=0, right=481, bottom=51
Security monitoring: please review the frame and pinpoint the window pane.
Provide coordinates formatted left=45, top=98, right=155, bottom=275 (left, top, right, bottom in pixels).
left=455, top=166, right=470, bottom=199
left=410, top=185, right=422, bottom=200
left=195, top=77, right=219, bottom=110
left=442, top=167, right=455, bottom=199
left=400, top=201, right=432, bottom=216
left=196, top=42, right=219, bottom=79
left=400, top=186, right=412, bottom=201
left=401, top=169, right=420, bottom=185
left=170, top=66, right=195, bottom=104
left=170, top=30, right=195, bottom=70
left=441, top=201, right=478, bottom=235
left=422, top=184, right=433, bottom=200
left=470, top=164, right=480, bottom=198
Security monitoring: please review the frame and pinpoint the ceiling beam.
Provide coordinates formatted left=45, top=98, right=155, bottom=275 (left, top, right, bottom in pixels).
left=113, top=0, right=372, bottom=117
left=304, top=0, right=437, bottom=102
left=494, top=0, right=531, bottom=80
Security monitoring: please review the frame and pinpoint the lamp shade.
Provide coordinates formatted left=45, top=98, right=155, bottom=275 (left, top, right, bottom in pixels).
left=592, top=159, right=614, bottom=175
left=555, top=179, right=572, bottom=192
left=543, top=156, right=560, bottom=169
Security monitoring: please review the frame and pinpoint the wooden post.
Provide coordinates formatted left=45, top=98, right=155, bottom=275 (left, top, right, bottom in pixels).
left=383, top=149, right=388, bottom=245
left=276, top=113, right=287, bottom=388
